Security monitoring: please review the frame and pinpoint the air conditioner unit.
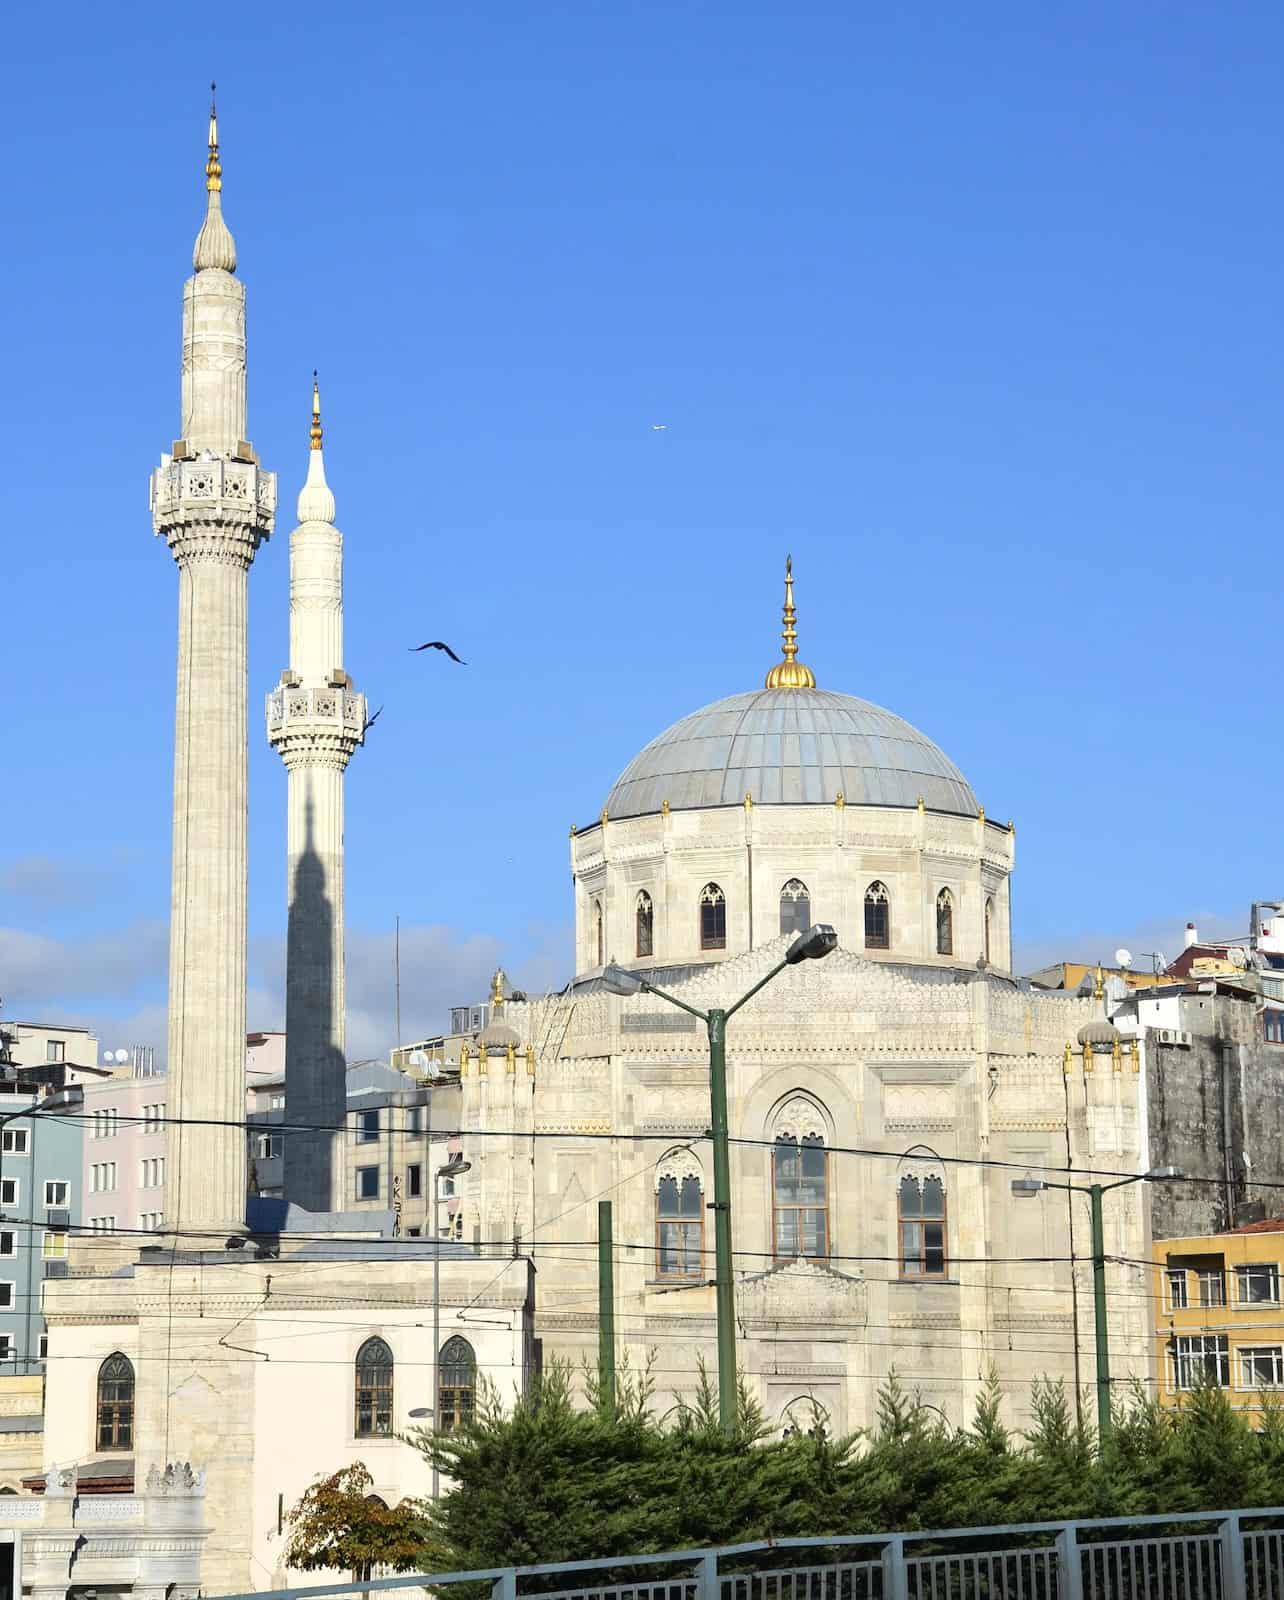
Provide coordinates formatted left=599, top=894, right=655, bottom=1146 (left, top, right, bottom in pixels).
left=1177, top=1030, right=1194, bottom=1047
left=1158, top=1029, right=1178, bottom=1044
left=43, top=1260, right=68, bottom=1280
left=46, top=1210, right=69, bottom=1230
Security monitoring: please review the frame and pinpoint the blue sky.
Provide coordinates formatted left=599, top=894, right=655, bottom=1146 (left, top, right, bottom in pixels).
left=2, top=1, right=1279, bottom=1056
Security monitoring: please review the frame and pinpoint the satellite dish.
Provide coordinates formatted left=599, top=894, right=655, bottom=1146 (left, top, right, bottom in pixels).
left=426, top=1059, right=443, bottom=1080
left=114, top=1049, right=129, bottom=1064
left=408, top=1050, right=428, bottom=1070
left=1115, top=949, right=1133, bottom=971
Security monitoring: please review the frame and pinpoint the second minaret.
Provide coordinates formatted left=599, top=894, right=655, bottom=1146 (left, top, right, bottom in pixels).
left=266, top=380, right=365, bottom=1212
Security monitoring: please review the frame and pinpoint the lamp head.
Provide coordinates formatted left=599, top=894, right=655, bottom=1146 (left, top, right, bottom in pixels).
left=601, top=963, right=646, bottom=997
left=1146, top=1165, right=1184, bottom=1181
left=785, top=924, right=839, bottom=964
left=43, top=1086, right=84, bottom=1113
left=438, top=1156, right=471, bottom=1179
left=1011, top=1178, right=1046, bottom=1196
left=408, top=1407, right=434, bottom=1419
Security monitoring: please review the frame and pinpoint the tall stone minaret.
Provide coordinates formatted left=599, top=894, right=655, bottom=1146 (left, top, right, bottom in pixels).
left=266, top=380, right=365, bottom=1212
left=150, top=91, right=276, bottom=1237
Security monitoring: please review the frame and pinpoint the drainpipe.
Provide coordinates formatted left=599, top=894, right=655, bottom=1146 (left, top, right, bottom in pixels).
left=1219, top=1038, right=1237, bottom=1229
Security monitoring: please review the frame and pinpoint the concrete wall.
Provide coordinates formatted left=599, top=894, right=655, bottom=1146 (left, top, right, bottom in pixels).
left=1144, top=993, right=1284, bottom=1239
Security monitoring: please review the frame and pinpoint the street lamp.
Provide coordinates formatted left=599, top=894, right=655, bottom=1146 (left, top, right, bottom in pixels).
left=602, top=923, right=840, bottom=1437
left=431, top=1153, right=471, bottom=1498
left=1011, top=1163, right=1182, bottom=1442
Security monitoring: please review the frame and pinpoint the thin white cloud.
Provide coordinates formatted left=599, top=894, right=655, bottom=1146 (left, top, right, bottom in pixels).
left=0, top=855, right=103, bottom=907
left=1015, top=909, right=1245, bottom=978
left=0, top=920, right=169, bottom=1010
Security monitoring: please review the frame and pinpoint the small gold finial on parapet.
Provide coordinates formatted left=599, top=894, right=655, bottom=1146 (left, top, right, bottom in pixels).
left=744, top=791, right=753, bottom=811
left=978, top=805, right=985, bottom=825
left=206, top=82, right=222, bottom=192
left=506, top=1044, right=516, bottom=1074
left=569, top=823, right=577, bottom=838
left=478, top=1043, right=489, bottom=1076
left=1093, top=964, right=1105, bottom=1001
left=1112, top=1039, right=1123, bottom=1072
left=1082, top=1040, right=1093, bottom=1073
left=661, top=798, right=670, bottom=817
left=1129, top=1038, right=1140, bottom=1073
left=460, top=1043, right=470, bottom=1077
left=525, top=1044, right=536, bottom=1077
left=491, top=968, right=505, bottom=1008
left=764, top=555, right=817, bottom=689
left=310, top=371, right=323, bottom=450
left=1062, top=1041, right=1073, bottom=1075
left=917, top=794, right=925, bottom=815
left=600, top=805, right=609, bottom=828
left=835, top=790, right=844, bottom=809
left=1008, top=818, right=1015, bottom=833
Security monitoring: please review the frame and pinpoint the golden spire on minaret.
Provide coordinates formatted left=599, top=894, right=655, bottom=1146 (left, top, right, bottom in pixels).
left=205, top=82, right=222, bottom=192
left=491, top=968, right=505, bottom=1008
left=310, top=371, right=323, bottom=450
left=764, top=555, right=817, bottom=689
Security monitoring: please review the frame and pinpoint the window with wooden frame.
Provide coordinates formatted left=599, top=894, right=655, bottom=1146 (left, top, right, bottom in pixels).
left=699, top=883, right=727, bottom=950
left=772, top=1133, right=829, bottom=1262
left=656, top=1167, right=703, bottom=1279
left=96, top=1352, right=134, bottom=1451
left=864, top=882, right=890, bottom=950
left=438, top=1335, right=476, bottom=1432
left=779, top=879, right=811, bottom=937
left=635, top=891, right=654, bottom=958
left=354, top=1336, right=393, bottom=1437
left=936, top=888, right=954, bottom=956
left=898, top=1169, right=947, bottom=1277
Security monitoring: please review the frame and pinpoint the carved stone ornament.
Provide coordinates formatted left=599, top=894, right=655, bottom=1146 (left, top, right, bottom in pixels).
left=739, top=1257, right=867, bottom=1331
left=655, top=1146, right=704, bottom=1188
left=771, top=1094, right=827, bottom=1143
left=145, top=1462, right=207, bottom=1496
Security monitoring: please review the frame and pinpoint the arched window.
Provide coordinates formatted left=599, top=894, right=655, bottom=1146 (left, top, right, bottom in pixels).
left=984, top=897, right=994, bottom=964
left=699, top=883, right=726, bottom=950
left=779, top=879, right=811, bottom=937
left=936, top=888, right=954, bottom=956
left=772, top=1102, right=829, bottom=1263
left=864, top=881, right=890, bottom=950
left=593, top=900, right=604, bottom=967
left=96, top=1352, right=134, bottom=1451
left=438, top=1335, right=476, bottom=1432
left=354, top=1336, right=393, bottom=1437
left=898, top=1166, right=948, bottom=1278
left=635, top=890, right=654, bottom=958
left=656, top=1158, right=703, bottom=1279
left=781, top=1395, right=830, bottom=1441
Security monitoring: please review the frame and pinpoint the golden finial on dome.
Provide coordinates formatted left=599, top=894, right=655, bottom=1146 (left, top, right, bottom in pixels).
left=491, top=968, right=505, bottom=1008
left=1093, top=963, right=1105, bottom=1001
left=310, top=371, right=323, bottom=451
left=764, top=555, right=817, bottom=690
left=206, top=81, right=222, bottom=192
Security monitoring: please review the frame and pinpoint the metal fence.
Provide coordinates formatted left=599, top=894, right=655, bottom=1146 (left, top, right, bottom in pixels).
left=211, top=1506, right=1284, bottom=1600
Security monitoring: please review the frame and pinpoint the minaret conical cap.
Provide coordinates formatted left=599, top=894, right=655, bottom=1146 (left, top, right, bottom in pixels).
left=193, top=83, right=237, bottom=272
left=764, top=555, right=816, bottom=689
left=297, top=372, right=336, bottom=524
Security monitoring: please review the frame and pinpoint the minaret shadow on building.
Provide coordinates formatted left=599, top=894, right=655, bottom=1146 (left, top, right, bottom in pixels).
left=266, top=377, right=365, bottom=1210
left=151, top=88, right=275, bottom=1237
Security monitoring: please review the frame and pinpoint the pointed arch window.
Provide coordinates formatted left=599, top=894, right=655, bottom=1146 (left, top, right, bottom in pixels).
left=635, top=891, right=654, bottom=959
left=354, top=1336, right=393, bottom=1437
left=864, top=881, right=890, bottom=950
left=779, top=879, right=811, bottom=938
left=438, top=1335, right=475, bottom=1432
left=984, top=897, right=994, bottom=964
left=656, top=1167, right=703, bottom=1279
left=898, top=1170, right=948, bottom=1278
left=593, top=900, right=604, bottom=967
left=699, top=883, right=726, bottom=951
left=936, top=888, right=954, bottom=957
left=96, top=1352, right=134, bottom=1451
left=773, top=1133, right=829, bottom=1262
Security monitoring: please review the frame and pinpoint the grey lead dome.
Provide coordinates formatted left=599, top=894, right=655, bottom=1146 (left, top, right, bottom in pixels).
left=605, top=687, right=977, bottom=821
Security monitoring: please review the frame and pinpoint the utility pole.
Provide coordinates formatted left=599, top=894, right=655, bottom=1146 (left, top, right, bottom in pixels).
left=706, top=1009, right=736, bottom=1435
left=1090, top=1184, right=1110, bottom=1442
left=598, top=1199, right=616, bottom=1418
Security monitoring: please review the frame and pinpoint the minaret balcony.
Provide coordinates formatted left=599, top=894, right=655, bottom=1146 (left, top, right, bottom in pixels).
left=151, top=454, right=277, bottom=545
left=266, top=684, right=366, bottom=745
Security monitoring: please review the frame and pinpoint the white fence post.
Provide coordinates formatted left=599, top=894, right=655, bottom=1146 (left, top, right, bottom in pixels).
left=697, top=1551, right=720, bottom=1600
left=491, top=1569, right=517, bottom=1600
left=1220, top=1513, right=1247, bottom=1600
left=881, top=1536, right=907, bottom=1600
left=1056, top=1523, right=1084, bottom=1600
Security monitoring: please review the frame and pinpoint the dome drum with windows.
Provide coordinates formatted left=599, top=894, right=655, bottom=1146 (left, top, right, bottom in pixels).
left=572, top=561, right=1014, bottom=975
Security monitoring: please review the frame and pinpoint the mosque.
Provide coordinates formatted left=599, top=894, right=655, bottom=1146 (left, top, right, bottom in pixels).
left=14, top=103, right=1154, bottom=1598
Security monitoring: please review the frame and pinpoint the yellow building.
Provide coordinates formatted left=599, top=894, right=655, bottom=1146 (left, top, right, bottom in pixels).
left=1154, top=1222, right=1284, bottom=1420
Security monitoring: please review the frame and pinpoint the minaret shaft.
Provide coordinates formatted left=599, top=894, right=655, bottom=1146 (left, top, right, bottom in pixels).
left=153, top=118, right=275, bottom=1239
left=267, top=384, right=363, bottom=1212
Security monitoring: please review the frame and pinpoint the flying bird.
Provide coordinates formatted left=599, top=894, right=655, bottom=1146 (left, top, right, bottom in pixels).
left=409, top=640, right=467, bottom=664
left=651, top=424, right=668, bottom=431
left=362, top=705, right=383, bottom=733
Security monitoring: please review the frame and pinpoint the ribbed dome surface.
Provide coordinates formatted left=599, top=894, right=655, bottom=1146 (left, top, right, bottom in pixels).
left=605, top=688, right=977, bottom=821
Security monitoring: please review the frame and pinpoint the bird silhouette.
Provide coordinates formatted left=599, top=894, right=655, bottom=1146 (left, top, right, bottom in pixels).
left=362, top=705, right=384, bottom=733
left=409, top=640, right=467, bottom=664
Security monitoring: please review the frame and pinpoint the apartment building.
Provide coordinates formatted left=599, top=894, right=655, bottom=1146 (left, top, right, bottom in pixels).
left=1155, top=1221, right=1284, bottom=1420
